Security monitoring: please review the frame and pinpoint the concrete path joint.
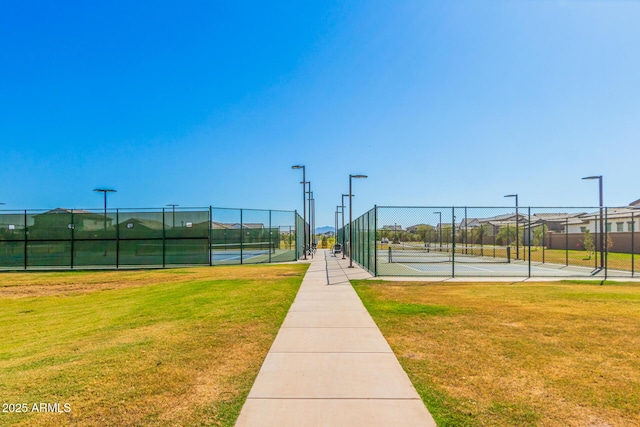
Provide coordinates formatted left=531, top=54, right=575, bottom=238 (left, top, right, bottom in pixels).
left=235, top=249, right=437, bottom=426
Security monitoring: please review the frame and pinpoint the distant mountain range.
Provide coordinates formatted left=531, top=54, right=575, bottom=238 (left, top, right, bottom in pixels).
left=315, top=226, right=335, bottom=234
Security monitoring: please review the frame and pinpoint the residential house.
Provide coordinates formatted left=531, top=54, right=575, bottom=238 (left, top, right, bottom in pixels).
left=563, top=202, right=640, bottom=234
left=33, top=208, right=111, bottom=231
left=406, top=224, right=430, bottom=233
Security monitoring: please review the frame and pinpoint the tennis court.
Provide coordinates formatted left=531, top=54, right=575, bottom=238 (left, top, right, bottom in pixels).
left=210, top=242, right=298, bottom=265
left=343, top=206, right=640, bottom=278
left=0, top=206, right=306, bottom=270
left=378, top=243, right=618, bottom=278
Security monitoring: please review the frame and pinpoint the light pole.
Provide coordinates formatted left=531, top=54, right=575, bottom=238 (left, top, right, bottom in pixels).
left=504, top=194, right=519, bottom=260
left=94, top=188, right=116, bottom=257
left=306, top=183, right=312, bottom=254
left=349, top=174, right=367, bottom=268
left=310, top=191, right=315, bottom=251
left=291, top=165, right=307, bottom=260
left=341, top=194, right=349, bottom=259
left=582, top=175, right=604, bottom=269
left=94, top=188, right=116, bottom=231
left=167, top=204, right=179, bottom=228
left=433, top=211, right=442, bottom=249
left=336, top=205, right=341, bottom=253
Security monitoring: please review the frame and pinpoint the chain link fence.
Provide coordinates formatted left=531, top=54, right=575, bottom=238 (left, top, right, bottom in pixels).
left=340, top=206, right=639, bottom=278
left=0, top=207, right=303, bottom=270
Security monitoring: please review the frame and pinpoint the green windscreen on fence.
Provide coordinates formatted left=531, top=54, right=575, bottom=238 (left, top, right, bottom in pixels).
left=295, top=212, right=306, bottom=259
left=0, top=207, right=298, bottom=270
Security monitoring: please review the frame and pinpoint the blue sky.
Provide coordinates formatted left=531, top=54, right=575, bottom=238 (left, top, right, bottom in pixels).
left=1, top=1, right=639, bottom=227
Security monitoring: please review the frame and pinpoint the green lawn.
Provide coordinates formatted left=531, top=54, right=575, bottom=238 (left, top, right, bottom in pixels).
left=535, top=248, right=640, bottom=272
left=353, top=279, right=640, bottom=426
left=0, top=264, right=307, bottom=426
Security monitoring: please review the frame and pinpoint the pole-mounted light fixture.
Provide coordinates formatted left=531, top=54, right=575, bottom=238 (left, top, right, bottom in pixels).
left=291, top=165, right=307, bottom=260
left=167, top=204, right=179, bottom=228
left=94, top=188, right=117, bottom=223
left=94, top=188, right=116, bottom=256
left=341, top=194, right=350, bottom=259
left=349, top=174, right=368, bottom=268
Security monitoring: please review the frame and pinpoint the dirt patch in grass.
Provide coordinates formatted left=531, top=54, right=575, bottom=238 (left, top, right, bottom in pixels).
left=354, top=280, right=640, bottom=427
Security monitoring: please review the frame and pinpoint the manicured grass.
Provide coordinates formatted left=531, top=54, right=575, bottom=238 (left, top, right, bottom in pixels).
left=0, top=264, right=307, bottom=426
left=353, top=280, right=640, bottom=426
left=534, top=248, right=640, bottom=272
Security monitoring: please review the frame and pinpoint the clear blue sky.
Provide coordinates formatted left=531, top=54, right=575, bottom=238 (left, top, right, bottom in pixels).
left=1, top=1, right=638, bottom=227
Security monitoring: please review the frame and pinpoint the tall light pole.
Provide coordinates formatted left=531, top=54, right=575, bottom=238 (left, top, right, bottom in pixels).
left=433, top=211, right=442, bottom=249
left=582, top=175, right=604, bottom=269
left=291, top=165, right=307, bottom=260
left=306, top=182, right=312, bottom=254
left=310, top=191, right=315, bottom=250
left=504, top=194, right=519, bottom=260
left=349, top=174, right=367, bottom=268
left=167, top=204, right=179, bottom=228
left=341, top=194, right=349, bottom=259
left=94, top=188, right=116, bottom=231
left=94, top=188, right=116, bottom=257
left=336, top=205, right=341, bottom=252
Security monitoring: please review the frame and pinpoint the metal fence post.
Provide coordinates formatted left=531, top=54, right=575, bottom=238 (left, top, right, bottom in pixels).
left=493, top=224, right=496, bottom=258
left=604, top=208, right=608, bottom=280
left=209, top=207, right=213, bottom=266
left=593, top=215, right=598, bottom=270
left=632, top=211, right=635, bottom=277
left=116, top=209, right=120, bottom=269
left=70, top=210, right=75, bottom=269
left=528, top=207, right=531, bottom=278
left=24, top=210, right=27, bottom=270
left=162, top=208, right=166, bottom=268
left=240, top=209, right=244, bottom=265
left=269, top=210, right=272, bottom=264
left=451, top=207, right=455, bottom=278
left=542, top=220, right=545, bottom=264
left=374, top=205, right=378, bottom=276
left=565, top=217, right=569, bottom=266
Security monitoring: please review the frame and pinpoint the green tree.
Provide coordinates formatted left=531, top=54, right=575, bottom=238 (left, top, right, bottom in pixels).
left=496, top=225, right=516, bottom=246
left=405, top=225, right=432, bottom=243
left=470, top=224, right=491, bottom=245
left=533, top=223, right=548, bottom=247
left=441, top=225, right=453, bottom=244
left=582, top=229, right=595, bottom=259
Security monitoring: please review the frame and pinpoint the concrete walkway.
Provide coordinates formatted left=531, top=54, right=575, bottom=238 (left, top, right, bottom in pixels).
left=235, top=249, right=437, bottom=427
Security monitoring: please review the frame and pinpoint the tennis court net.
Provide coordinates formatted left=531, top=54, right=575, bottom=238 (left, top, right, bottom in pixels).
left=387, top=243, right=512, bottom=264
left=210, top=242, right=276, bottom=255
